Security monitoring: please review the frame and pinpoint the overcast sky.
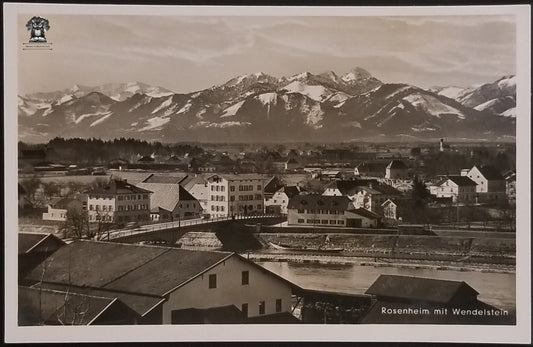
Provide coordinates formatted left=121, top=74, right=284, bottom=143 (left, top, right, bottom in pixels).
left=18, top=14, right=516, bottom=95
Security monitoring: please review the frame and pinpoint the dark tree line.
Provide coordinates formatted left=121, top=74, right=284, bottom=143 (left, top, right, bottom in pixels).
left=19, top=137, right=205, bottom=165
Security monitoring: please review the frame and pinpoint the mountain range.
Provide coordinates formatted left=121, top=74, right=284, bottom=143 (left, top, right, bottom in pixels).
left=18, top=68, right=516, bottom=143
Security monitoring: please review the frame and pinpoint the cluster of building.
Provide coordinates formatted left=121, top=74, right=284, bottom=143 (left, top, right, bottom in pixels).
left=429, top=165, right=513, bottom=204
left=18, top=232, right=512, bottom=325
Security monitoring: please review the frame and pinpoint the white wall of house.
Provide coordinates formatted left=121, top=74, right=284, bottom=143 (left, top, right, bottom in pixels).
left=264, top=191, right=290, bottom=214
left=345, top=211, right=378, bottom=228
left=435, top=180, right=476, bottom=203
left=162, top=255, right=293, bottom=324
left=42, top=207, right=68, bottom=221
left=206, top=177, right=229, bottom=218
left=87, top=193, right=151, bottom=223
left=287, top=208, right=346, bottom=227
left=228, top=179, right=264, bottom=216
left=186, top=183, right=209, bottom=213
left=467, top=167, right=506, bottom=193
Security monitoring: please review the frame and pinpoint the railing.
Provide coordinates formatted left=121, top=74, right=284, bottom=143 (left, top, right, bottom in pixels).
left=101, top=214, right=282, bottom=240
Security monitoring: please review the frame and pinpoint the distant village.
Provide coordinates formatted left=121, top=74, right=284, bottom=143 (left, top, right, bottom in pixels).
left=17, top=137, right=516, bottom=325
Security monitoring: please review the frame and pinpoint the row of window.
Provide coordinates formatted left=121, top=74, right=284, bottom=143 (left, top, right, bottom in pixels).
left=90, top=214, right=112, bottom=222
left=117, top=194, right=149, bottom=201
left=298, top=218, right=344, bottom=225
left=89, top=205, right=113, bottom=212
left=211, top=185, right=225, bottom=192
left=211, top=195, right=226, bottom=202
left=208, top=271, right=249, bottom=289
left=237, top=194, right=261, bottom=201
left=211, top=205, right=225, bottom=212
left=117, top=204, right=148, bottom=211
left=238, top=185, right=261, bottom=192
left=296, top=209, right=343, bottom=215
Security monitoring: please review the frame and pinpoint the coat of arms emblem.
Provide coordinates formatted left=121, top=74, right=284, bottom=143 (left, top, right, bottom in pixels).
left=26, top=16, right=50, bottom=42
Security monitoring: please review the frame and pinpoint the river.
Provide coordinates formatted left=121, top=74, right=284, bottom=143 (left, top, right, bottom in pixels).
left=257, top=261, right=515, bottom=310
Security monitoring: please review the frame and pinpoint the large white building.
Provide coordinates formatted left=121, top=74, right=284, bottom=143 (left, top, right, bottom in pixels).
left=206, top=174, right=265, bottom=218
left=23, top=241, right=299, bottom=324
left=86, top=179, right=152, bottom=224
left=433, top=176, right=477, bottom=203
left=463, top=165, right=506, bottom=202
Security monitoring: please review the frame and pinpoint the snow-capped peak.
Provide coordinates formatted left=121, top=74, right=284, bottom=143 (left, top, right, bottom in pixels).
left=341, top=67, right=372, bottom=82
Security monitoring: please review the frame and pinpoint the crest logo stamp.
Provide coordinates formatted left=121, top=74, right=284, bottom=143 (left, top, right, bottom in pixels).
left=22, top=16, right=53, bottom=50
left=26, top=16, right=50, bottom=42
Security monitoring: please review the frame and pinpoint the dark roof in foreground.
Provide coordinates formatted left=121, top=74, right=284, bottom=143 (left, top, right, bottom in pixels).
left=365, top=275, right=479, bottom=304
left=288, top=194, right=353, bottom=212
left=171, top=305, right=245, bottom=324
left=34, top=282, right=165, bottom=317
left=25, top=241, right=233, bottom=297
left=18, top=232, right=65, bottom=255
left=18, top=286, right=133, bottom=326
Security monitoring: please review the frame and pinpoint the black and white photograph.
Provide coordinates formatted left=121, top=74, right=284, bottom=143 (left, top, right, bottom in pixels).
left=3, top=3, right=531, bottom=344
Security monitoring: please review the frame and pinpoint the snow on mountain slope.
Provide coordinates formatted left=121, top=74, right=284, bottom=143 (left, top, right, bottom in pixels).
left=221, top=100, right=246, bottom=117
left=500, top=107, right=516, bottom=117
left=433, top=86, right=467, bottom=100
left=138, top=116, right=171, bottom=131
left=403, top=94, right=465, bottom=119
left=282, top=81, right=332, bottom=102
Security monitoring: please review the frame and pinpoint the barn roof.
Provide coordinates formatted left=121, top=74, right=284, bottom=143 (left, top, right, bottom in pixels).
left=365, top=275, right=479, bottom=304
left=386, top=160, right=408, bottom=170
left=25, top=241, right=233, bottom=298
left=18, top=286, right=129, bottom=326
left=18, top=232, right=65, bottom=255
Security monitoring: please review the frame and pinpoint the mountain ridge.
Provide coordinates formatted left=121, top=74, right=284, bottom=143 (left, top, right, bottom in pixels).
left=18, top=68, right=516, bottom=143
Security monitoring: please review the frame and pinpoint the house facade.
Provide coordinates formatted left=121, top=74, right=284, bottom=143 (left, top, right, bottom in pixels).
left=181, top=175, right=210, bottom=215
left=385, top=160, right=409, bottom=179
left=206, top=174, right=265, bottom=218
left=42, top=197, right=84, bottom=222
left=264, top=186, right=305, bottom=215
left=135, top=182, right=202, bottom=222
left=434, top=176, right=477, bottom=203
left=465, top=165, right=506, bottom=202
left=22, top=241, right=299, bottom=325
left=86, top=179, right=152, bottom=224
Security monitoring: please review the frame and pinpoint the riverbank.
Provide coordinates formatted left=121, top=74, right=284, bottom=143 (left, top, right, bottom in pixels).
left=244, top=251, right=516, bottom=274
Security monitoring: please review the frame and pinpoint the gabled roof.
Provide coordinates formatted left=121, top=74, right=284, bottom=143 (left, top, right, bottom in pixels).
left=380, top=199, right=397, bottom=207
left=445, top=176, right=477, bottom=187
left=181, top=175, right=208, bottom=190
left=474, top=165, right=504, bottom=180
left=18, top=232, right=65, bottom=255
left=34, top=282, right=165, bottom=317
left=25, top=241, right=233, bottom=298
left=386, top=160, right=408, bottom=170
left=365, top=275, right=479, bottom=304
left=136, top=183, right=198, bottom=212
left=288, top=194, right=353, bottom=212
left=19, top=286, right=128, bottom=326
left=88, top=179, right=152, bottom=195
left=141, top=173, right=188, bottom=184
left=277, top=186, right=305, bottom=199
left=324, top=180, right=377, bottom=195
left=263, top=176, right=284, bottom=194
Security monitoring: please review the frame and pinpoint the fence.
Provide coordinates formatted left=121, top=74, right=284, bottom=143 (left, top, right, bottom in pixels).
left=101, top=214, right=283, bottom=240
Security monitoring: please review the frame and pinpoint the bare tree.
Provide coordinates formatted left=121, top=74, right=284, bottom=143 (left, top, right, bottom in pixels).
left=64, top=207, right=88, bottom=239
